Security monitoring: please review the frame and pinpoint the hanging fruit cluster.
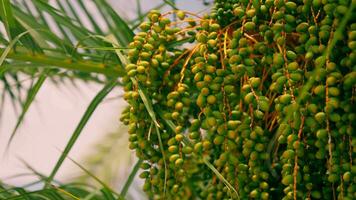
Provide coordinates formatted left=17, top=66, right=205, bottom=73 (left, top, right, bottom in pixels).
left=120, top=0, right=355, bottom=199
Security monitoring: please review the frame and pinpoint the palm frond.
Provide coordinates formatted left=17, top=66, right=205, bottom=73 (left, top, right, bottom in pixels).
left=0, top=0, right=132, bottom=126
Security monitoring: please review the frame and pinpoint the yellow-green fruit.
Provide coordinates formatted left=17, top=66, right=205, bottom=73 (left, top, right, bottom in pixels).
left=197, top=32, right=207, bottom=43
left=279, top=94, right=292, bottom=104
left=213, top=135, right=224, bottom=145
left=244, top=22, right=256, bottom=31
left=250, top=77, right=261, bottom=88
left=177, top=10, right=185, bottom=20
left=168, top=145, right=179, bottom=153
left=327, top=76, right=337, bottom=85
left=196, top=94, right=206, bottom=107
left=194, top=142, right=203, bottom=152
left=203, top=140, right=212, bottom=150
left=287, top=62, right=299, bottom=71
left=175, top=158, right=184, bottom=167
left=313, top=85, right=325, bottom=96
left=190, top=128, right=202, bottom=138
left=139, top=171, right=150, bottom=178
left=328, top=87, right=340, bottom=96
left=227, top=120, right=241, bottom=130
left=125, top=64, right=136, bottom=71
left=210, top=23, right=220, bottom=32
left=207, top=39, right=217, bottom=48
left=175, top=102, right=184, bottom=111
left=168, top=91, right=179, bottom=99
left=249, top=189, right=259, bottom=198
left=254, top=110, right=264, bottom=119
left=286, top=50, right=297, bottom=60
left=258, top=99, right=269, bottom=112
left=290, top=73, right=302, bottom=81
left=343, top=72, right=356, bottom=89
left=244, top=92, right=254, bottom=103
left=182, top=146, right=193, bottom=154
left=296, top=22, right=309, bottom=33
left=207, top=117, right=217, bottom=127
left=326, top=62, right=337, bottom=71
left=343, top=171, right=351, bottom=182
left=233, top=7, right=244, bottom=18
left=327, top=174, right=339, bottom=183
left=261, top=192, right=269, bottom=200
left=246, top=8, right=256, bottom=18
left=175, top=134, right=184, bottom=142
left=276, top=76, right=287, bottom=85
left=282, top=175, right=293, bottom=185
left=140, top=163, right=151, bottom=169
left=128, top=69, right=137, bottom=77
left=308, top=104, right=318, bottom=113
left=169, top=154, right=180, bottom=162
left=316, top=129, right=328, bottom=140
left=201, top=87, right=209, bottom=96
left=255, top=143, right=265, bottom=152
left=139, top=22, right=151, bottom=31
left=315, top=112, right=326, bottom=123
left=282, top=149, right=295, bottom=159
left=207, top=95, right=217, bottom=104
left=285, top=2, right=297, bottom=11
left=171, top=111, right=180, bottom=120
left=143, top=43, right=154, bottom=51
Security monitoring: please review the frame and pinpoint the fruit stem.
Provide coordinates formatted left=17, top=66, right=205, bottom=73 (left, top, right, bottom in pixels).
left=243, top=33, right=258, bottom=43
left=179, top=44, right=200, bottom=83
left=293, top=115, right=305, bottom=200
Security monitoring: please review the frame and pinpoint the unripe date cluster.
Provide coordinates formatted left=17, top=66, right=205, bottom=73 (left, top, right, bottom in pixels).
left=120, top=0, right=356, bottom=199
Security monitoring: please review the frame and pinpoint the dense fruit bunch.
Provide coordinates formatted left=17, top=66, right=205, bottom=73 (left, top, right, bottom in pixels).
left=120, top=0, right=356, bottom=199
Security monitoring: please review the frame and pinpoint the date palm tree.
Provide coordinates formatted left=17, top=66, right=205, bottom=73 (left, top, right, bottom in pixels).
left=0, top=0, right=194, bottom=199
